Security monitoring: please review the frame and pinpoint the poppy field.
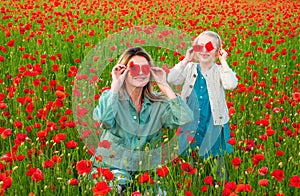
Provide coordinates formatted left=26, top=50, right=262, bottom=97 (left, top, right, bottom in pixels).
left=0, top=0, right=299, bottom=195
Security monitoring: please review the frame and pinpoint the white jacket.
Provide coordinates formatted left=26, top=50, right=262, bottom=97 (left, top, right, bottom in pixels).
left=167, top=61, right=238, bottom=125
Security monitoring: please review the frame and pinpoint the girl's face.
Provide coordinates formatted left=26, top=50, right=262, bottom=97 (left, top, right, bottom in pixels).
left=193, top=34, right=219, bottom=64
left=125, top=55, right=151, bottom=88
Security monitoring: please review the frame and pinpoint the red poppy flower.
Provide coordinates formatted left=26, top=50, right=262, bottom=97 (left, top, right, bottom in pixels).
left=201, top=185, right=208, bottom=192
left=131, top=192, right=142, bottom=196
left=271, top=169, right=284, bottom=181
left=0, top=102, right=7, bottom=109
left=129, top=61, right=150, bottom=77
left=141, top=64, right=150, bottom=75
left=98, top=140, right=111, bottom=149
left=258, top=166, right=268, bottom=176
left=92, top=180, right=111, bottom=195
left=138, top=172, right=150, bottom=184
left=252, top=154, right=264, bottom=166
left=0, top=173, right=12, bottom=190
left=185, top=190, right=194, bottom=196
left=276, top=150, right=284, bottom=156
left=76, top=160, right=93, bottom=175
left=66, top=140, right=78, bottom=149
left=204, top=176, right=213, bottom=186
left=27, top=168, right=44, bottom=182
left=52, top=133, right=66, bottom=144
left=235, top=184, right=251, bottom=193
left=192, top=44, right=203, bottom=52
left=289, top=175, right=300, bottom=188
left=67, top=178, right=79, bottom=186
left=258, top=179, right=268, bottom=186
left=205, top=41, right=214, bottom=52
left=7, top=40, right=14, bottom=47
left=94, top=168, right=114, bottom=181
left=1, top=129, right=12, bottom=139
left=156, top=166, right=169, bottom=177
left=43, top=160, right=54, bottom=168
left=292, top=92, right=300, bottom=102
left=231, top=157, right=242, bottom=169
left=180, top=162, right=197, bottom=174
left=227, top=137, right=236, bottom=145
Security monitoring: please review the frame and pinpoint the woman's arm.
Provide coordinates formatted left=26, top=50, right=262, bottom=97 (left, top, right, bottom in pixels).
left=93, top=90, right=118, bottom=129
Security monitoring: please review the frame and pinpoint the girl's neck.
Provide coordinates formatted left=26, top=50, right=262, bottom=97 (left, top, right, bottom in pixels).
left=200, top=62, right=214, bottom=73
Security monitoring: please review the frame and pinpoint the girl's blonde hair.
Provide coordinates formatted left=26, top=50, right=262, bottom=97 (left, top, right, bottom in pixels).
left=116, top=46, right=164, bottom=102
left=193, top=31, right=222, bottom=50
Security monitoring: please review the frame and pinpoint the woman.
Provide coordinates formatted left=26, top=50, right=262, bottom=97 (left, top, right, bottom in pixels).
left=91, top=46, right=193, bottom=192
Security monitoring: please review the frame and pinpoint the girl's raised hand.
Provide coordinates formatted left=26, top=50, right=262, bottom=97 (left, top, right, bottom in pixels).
left=183, top=47, right=195, bottom=64
left=218, top=49, right=228, bottom=62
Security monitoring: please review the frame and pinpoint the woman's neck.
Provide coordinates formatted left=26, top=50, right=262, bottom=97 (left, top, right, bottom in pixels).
left=126, top=85, right=143, bottom=113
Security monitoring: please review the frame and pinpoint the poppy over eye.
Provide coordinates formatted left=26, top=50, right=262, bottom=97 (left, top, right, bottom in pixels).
left=205, top=41, right=214, bottom=52
left=129, top=61, right=140, bottom=77
left=128, top=61, right=150, bottom=77
left=141, top=64, right=150, bottom=75
left=192, top=45, right=203, bottom=52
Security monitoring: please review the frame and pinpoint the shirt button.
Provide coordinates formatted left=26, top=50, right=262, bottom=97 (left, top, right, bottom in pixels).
left=200, top=86, right=203, bottom=88
left=219, top=116, right=223, bottom=119
left=193, top=74, right=197, bottom=78
left=189, top=85, right=193, bottom=88
left=133, top=116, right=137, bottom=120
left=201, top=77, right=204, bottom=79
left=199, top=96, right=202, bottom=99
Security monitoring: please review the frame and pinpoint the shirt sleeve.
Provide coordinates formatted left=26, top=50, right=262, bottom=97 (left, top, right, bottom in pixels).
left=161, top=95, right=193, bottom=129
left=219, top=68, right=238, bottom=90
left=93, top=90, right=118, bottom=129
left=167, top=61, right=190, bottom=85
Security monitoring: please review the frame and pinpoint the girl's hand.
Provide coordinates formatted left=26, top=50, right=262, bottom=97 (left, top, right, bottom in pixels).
left=111, top=64, right=128, bottom=92
left=150, top=67, right=167, bottom=85
left=182, top=47, right=195, bottom=65
left=218, top=49, right=228, bottom=62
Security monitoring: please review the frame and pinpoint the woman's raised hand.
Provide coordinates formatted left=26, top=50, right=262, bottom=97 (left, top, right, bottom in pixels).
left=111, top=64, right=128, bottom=93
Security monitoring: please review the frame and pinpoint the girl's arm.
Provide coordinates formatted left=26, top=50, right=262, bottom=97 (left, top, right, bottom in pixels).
left=167, top=47, right=194, bottom=85
left=218, top=49, right=238, bottom=90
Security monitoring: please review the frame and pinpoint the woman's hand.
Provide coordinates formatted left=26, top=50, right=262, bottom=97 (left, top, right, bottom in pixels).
left=150, top=67, right=167, bottom=85
left=111, top=64, right=128, bottom=93
left=151, top=67, right=176, bottom=98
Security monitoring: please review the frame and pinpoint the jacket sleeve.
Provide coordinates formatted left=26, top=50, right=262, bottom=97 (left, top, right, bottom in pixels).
left=219, top=68, right=238, bottom=90
left=93, top=90, right=118, bottom=129
left=167, top=61, right=190, bottom=85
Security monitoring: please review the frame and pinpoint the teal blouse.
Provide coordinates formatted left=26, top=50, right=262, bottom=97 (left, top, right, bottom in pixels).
left=93, top=90, right=193, bottom=171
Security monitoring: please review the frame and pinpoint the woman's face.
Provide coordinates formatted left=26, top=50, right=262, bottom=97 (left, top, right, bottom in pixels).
left=193, top=34, right=219, bottom=64
left=125, top=55, right=151, bottom=88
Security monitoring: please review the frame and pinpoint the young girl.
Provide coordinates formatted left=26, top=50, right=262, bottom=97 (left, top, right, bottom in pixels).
left=167, top=31, right=238, bottom=180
